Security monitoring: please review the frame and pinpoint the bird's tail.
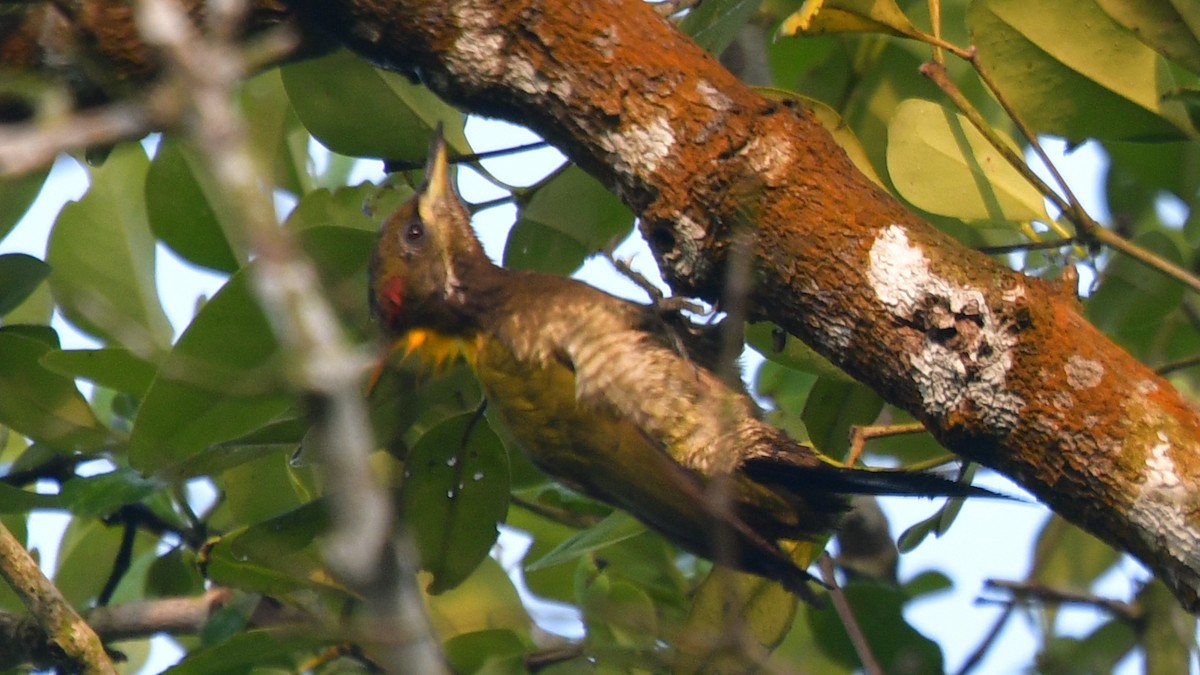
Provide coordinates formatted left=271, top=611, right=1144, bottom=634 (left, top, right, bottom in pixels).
left=742, top=458, right=1011, bottom=500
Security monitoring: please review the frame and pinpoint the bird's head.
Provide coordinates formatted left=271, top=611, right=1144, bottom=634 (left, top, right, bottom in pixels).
left=369, top=132, right=490, bottom=337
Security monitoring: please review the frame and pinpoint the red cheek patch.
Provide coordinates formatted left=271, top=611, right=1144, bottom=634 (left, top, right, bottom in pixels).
left=382, top=277, right=405, bottom=319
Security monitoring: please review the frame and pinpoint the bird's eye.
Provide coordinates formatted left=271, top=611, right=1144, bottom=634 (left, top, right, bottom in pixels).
left=404, top=219, right=426, bottom=244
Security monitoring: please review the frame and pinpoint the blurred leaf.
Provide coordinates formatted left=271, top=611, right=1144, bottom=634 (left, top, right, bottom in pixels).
left=1031, top=515, right=1119, bottom=589
left=746, top=321, right=856, bottom=383
left=129, top=270, right=290, bottom=475
left=58, top=468, right=163, bottom=518
left=1138, top=580, right=1196, bottom=675
left=0, top=165, right=49, bottom=242
left=41, top=348, right=157, bottom=397
left=0, top=484, right=59, bottom=512
left=222, top=449, right=309, bottom=526
left=1037, top=620, right=1138, bottom=675
left=3, top=275, right=53, bottom=326
left=526, top=511, right=646, bottom=571
left=676, top=560, right=801, bottom=673
left=166, top=629, right=328, bottom=675
left=402, top=412, right=511, bottom=594
left=678, top=0, right=763, bottom=54
left=801, top=378, right=883, bottom=458
left=425, top=556, right=531, bottom=641
left=808, top=581, right=943, bottom=673
left=240, top=69, right=311, bottom=196
left=284, top=183, right=412, bottom=233
left=1086, top=231, right=1186, bottom=357
left=229, top=498, right=327, bottom=562
left=968, top=0, right=1195, bottom=141
left=47, top=143, right=174, bottom=352
left=145, top=137, right=242, bottom=273
left=281, top=49, right=469, bottom=162
left=581, top=577, right=658, bottom=653
left=887, top=98, right=1048, bottom=222
left=0, top=253, right=49, bottom=316
left=0, top=329, right=110, bottom=451
left=1095, top=0, right=1200, bottom=75
left=444, top=629, right=528, bottom=675
left=779, top=0, right=918, bottom=38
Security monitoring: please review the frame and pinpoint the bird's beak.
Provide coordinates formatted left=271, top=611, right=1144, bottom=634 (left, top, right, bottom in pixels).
left=418, top=130, right=452, bottom=225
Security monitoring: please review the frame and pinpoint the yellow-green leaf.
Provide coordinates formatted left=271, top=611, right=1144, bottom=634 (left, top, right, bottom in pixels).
left=779, top=0, right=918, bottom=38
left=887, top=98, right=1048, bottom=223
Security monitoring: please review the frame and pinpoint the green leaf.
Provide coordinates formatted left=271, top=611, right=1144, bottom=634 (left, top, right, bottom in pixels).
left=0, top=329, right=110, bottom=451
left=402, top=412, right=511, bottom=594
left=166, top=629, right=330, bottom=675
left=0, top=484, right=60, bottom=512
left=47, top=143, right=174, bottom=352
left=0, top=253, right=50, bottom=317
left=58, top=468, right=163, bottom=518
left=778, top=0, right=919, bottom=39
left=581, top=578, right=658, bottom=651
left=678, top=0, right=763, bottom=54
left=1086, top=231, right=1186, bottom=357
left=513, top=165, right=634, bottom=259
left=0, top=165, right=49, bottom=242
left=887, top=98, right=1049, bottom=223
left=284, top=183, right=412, bottom=233
left=145, top=137, right=243, bottom=273
left=240, top=69, right=312, bottom=196
left=526, top=511, right=646, bottom=571
left=425, top=556, right=531, bottom=641
left=746, top=321, right=856, bottom=383
left=801, top=378, right=883, bottom=458
left=1095, top=0, right=1200, bottom=75
left=128, top=270, right=291, bottom=475
left=1031, top=515, right=1119, bottom=589
left=503, top=218, right=590, bottom=275
left=968, top=0, right=1196, bottom=141
left=444, top=629, right=528, bottom=675
left=281, top=49, right=469, bottom=162
left=676, top=561, right=800, bottom=673
left=808, top=581, right=943, bottom=672
left=41, top=348, right=158, bottom=397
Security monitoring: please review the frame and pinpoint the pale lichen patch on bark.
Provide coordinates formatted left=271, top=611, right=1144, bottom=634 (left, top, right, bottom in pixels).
left=738, top=135, right=793, bottom=186
left=867, top=224, right=1024, bottom=431
left=449, top=2, right=505, bottom=80
left=598, top=115, right=674, bottom=180
left=1065, top=355, right=1104, bottom=390
left=696, top=79, right=731, bottom=112
left=1129, top=432, right=1200, bottom=570
left=658, top=213, right=706, bottom=277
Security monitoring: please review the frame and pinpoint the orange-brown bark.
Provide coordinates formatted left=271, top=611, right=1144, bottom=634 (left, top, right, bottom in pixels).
left=4, top=0, right=1200, bottom=611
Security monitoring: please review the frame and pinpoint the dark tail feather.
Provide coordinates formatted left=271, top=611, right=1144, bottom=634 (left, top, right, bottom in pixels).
left=743, top=459, right=1014, bottom=500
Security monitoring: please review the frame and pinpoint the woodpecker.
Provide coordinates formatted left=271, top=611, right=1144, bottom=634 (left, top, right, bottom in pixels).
left=369, top=132, right=990, bottom=599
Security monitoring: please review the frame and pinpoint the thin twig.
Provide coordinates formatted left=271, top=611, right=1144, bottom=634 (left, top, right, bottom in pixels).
left=983, top=579, right=1141, bottom=622
left=976, top=238, right=1079, bottom=256
left=954, top=603, right=1015, bottom=675
left=846, top=421, right=925, bottom=466
left=1156, top=354, right=1200, bottom=376
left=818, top=553, right=882, bottom=675
left=0, top=87, right=179, bottom=177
